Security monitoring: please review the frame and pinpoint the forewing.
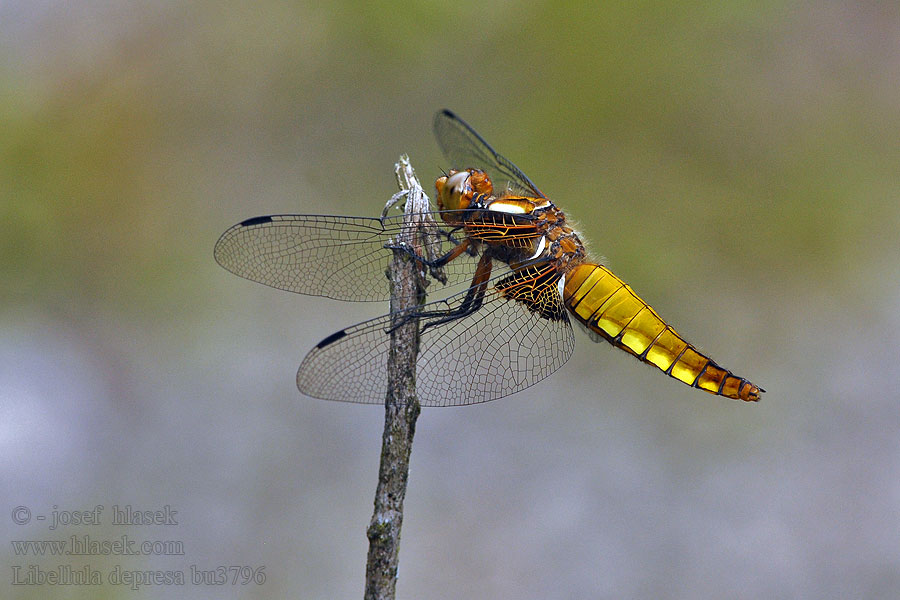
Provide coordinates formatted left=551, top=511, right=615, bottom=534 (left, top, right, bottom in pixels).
left=296, top=272, right=575, bottom=406
left=214, top=213, right=480, bottom=301
left=434, top=109, right=545, bottom=199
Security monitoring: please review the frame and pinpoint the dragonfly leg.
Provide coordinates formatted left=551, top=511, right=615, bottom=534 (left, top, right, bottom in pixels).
left=385, top=237, right=472, bottom=269
left=392, top=252, right=493, bottom=332
left=420, top=285, right=485, bottom=330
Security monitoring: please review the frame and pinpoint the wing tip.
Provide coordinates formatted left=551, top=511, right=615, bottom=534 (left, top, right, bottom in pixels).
left=239, top=215, right=274, bottom=227
left=315, top=329, right=348, bottom=349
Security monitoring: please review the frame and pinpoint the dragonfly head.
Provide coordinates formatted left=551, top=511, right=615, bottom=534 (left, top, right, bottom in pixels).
left=435, top=169, right=493, bottom=223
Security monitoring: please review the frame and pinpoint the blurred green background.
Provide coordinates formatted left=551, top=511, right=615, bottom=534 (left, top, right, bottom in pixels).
left=2, top=1, right=899, bottom=598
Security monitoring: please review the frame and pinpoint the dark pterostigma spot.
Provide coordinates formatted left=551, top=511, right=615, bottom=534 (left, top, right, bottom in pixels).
left=240, top=216, right=273, bottom=227
left=316, top=329, right=347, bottom=349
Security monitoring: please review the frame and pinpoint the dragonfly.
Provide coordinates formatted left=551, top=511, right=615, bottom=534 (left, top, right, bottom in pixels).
left=214, top=110, right=764, bottom=406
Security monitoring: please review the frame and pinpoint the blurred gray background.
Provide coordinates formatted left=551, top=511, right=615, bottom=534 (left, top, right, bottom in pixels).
left=2, top=1, right=899, bottom=598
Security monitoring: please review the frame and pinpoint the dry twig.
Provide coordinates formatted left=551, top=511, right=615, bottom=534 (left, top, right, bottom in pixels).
left=364, top=156, right=434, bottom=600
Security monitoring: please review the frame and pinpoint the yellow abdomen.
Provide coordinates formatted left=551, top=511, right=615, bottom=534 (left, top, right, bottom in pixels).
left=563, top=263, right=762, bottom=402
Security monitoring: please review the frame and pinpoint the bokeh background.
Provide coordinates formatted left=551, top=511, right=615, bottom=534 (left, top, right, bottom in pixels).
left=3, top=2, right=899, bottom=598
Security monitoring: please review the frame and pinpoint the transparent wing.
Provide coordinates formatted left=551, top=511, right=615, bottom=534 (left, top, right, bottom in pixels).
left=296, top=270, right=575, bottom=406
left=434, top=109, right=546, bottom=198
left=213, top=213, right=483, bottom=302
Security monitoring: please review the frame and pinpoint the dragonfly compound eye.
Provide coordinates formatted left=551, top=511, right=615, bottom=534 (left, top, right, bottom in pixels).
left=436, top=170, right=472, bottom=212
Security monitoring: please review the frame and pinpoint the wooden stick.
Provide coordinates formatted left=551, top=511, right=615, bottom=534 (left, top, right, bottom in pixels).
left=364, top=156, right=432, bottom=600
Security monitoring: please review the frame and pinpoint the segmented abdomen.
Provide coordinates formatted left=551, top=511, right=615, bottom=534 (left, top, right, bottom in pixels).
left=563, top=263, right=762, bottom=402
